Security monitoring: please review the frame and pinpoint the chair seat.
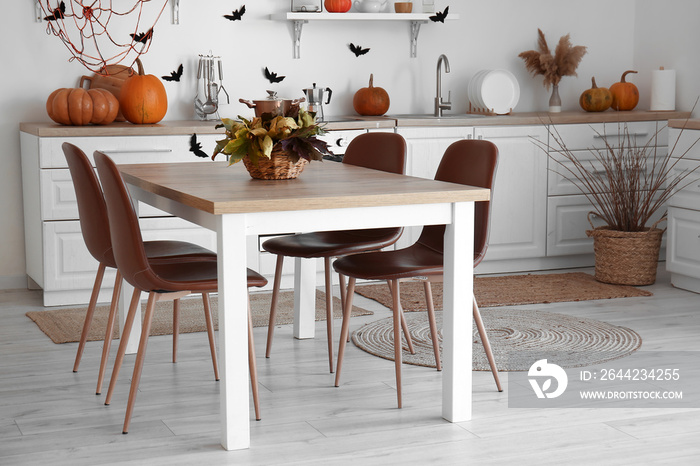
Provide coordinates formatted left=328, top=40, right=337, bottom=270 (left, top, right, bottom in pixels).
left=262, top=227, right=402, bottom=258
left=333, top=243, right=446, bottom=280
left=149, top=261, right=267, bottom=291
left=98, top=240, right=217, bottom=269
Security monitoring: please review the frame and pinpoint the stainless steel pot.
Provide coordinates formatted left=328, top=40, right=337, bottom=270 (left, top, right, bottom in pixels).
left=239, top=90, right=305, bottom=117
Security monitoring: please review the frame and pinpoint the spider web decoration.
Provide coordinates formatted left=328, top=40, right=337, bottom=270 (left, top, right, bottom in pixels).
left=38, top=0, right=168, bottom=75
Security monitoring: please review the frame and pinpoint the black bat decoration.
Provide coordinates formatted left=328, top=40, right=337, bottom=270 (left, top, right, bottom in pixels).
left=264, top=67, right=285, bottom=84
left=189, top=134, right=208, bottom=159
left=224, top=5, right=246, bottom=21
left=349, top=43, right=370, bottom=57
left=162, top=64, right=183, bottom=82
left=44, top=1, right=65, bottom=21
left=130, top=27, right=154, bottom=44
left=429, top=6, right=449, bottom=23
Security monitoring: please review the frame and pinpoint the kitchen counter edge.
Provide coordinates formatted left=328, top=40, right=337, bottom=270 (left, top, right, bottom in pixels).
left=20, top=111, right=691, bottom=137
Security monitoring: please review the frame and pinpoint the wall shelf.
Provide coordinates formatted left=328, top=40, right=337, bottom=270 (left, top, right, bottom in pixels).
left=270, top=12, right=459, bottom=59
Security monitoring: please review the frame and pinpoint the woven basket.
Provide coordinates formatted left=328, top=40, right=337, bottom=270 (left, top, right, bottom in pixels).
left=586, top=216, right=665, bottom=285
left=242, top=147, right=308, bottom=180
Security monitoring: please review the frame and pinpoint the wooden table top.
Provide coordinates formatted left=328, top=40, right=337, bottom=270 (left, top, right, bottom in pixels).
left=118, top=161, right=490, bottom=215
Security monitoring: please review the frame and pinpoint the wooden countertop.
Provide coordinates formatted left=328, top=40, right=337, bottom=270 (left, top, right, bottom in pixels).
left=668, top=118, right=700, bottom=130
left=20, top=110, right=691, bottom=137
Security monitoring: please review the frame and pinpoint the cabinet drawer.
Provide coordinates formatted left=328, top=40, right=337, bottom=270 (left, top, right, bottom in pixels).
left=667, top=207, right=700, bottom=277
left=38, top=134, right=221, bottom=168
left=548, top=147, right=667, bottom=196
left=40, top=168, right=171, bottom=220
left=42, top=217, right=217, bottom=293
left=668, top=127, right=700, bottom=160
left=548, top=121, right=666, bottom=152
left=667, top=158, right=700, bottom=209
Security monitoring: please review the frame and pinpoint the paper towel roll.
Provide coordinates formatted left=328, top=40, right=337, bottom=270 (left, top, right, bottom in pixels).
left=650, top=68, right=676, bottom=111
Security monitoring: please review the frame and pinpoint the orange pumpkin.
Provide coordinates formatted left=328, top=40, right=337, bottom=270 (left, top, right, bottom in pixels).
left=353, top=74, right=390, bottom=116
left=46, top=87, right=120, bottom=126
left=610, top=70, right=639, bottom=111
left=579, top=77, right=612, bottom=112
left=119, top=58, right=168, bottom=124
left=324, top=0, right=351, bottom=12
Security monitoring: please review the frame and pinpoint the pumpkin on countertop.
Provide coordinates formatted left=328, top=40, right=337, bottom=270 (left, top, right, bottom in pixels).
left=353, top=74, right=390, bottom=116
left=119, top=58, right=168, bottom=124
left=46, top=87, right=119, bottom=126
left=579, top=77, right=612, bottom=112
left=610, top=70, right=639, bottom=111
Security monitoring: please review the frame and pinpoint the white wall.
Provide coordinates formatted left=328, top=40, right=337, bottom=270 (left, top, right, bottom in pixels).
left=0, top=0, right=683, bottom=288
left=634, top=0, right=700, bottom=116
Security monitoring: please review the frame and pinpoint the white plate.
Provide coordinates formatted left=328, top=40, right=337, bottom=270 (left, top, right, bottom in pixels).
left=469, top=70, right=489, bottom=110
left=479, top=69, right=520, bottom=115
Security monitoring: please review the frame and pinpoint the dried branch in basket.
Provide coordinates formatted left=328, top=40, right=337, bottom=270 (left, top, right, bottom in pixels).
left=519, top=29, right=587, bottom=90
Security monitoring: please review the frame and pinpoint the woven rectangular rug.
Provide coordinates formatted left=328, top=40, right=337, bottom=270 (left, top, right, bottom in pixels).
left=353, top=272, right=653, bottom=312
left=26, top=290, right=371, bottom=344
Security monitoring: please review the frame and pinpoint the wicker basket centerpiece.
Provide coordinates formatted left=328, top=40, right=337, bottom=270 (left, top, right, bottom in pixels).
left=242, top=146, right=309, bottom=180
left=533, top=120, right=700, bottom=286
left=211, top=109, right=331, bottom=180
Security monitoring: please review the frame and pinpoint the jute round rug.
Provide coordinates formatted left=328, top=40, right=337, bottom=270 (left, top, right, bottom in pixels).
left=351, top=309, right=642, bottom=371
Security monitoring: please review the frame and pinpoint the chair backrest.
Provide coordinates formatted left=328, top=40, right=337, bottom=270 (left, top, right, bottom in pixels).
left=62, top=142, right=115, bottom=267
left=93, top=150, right=163, bottom=292
left=416, top=139, right=499, bottom=265
left=342, top=132, right=407, bottom=175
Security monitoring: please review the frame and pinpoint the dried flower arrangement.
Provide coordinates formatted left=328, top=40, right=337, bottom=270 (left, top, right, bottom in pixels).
left=535, top=122, right=699, bottom=232
left=519, top=29, right=587, bottom=90
left=532, top=116, right=700, bottom=285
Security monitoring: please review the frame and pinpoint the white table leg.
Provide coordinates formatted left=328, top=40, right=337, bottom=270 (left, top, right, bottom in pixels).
left=217, top=214, right=250, bottom=450
left=293, top=257, right=317, bottom=339
left=442, top=201, right=474, bottom=422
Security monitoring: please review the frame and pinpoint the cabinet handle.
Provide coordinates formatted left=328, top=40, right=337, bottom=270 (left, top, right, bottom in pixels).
left=99, top=149, right=173, bottom=154
left=593, top=132, right=648, bottom=139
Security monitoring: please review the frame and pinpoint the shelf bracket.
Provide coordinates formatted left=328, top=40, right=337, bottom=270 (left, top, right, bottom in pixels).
left=172, top=0, right=180, bottom=25
left=292, top=20, right=307, bottom=59
left=410, top=21, right=426, bottom=58
left=35, top=0, right=43, bottom=22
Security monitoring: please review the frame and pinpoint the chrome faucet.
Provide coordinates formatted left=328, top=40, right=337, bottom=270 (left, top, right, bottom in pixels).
left=435, top=54, right=452, bottom=117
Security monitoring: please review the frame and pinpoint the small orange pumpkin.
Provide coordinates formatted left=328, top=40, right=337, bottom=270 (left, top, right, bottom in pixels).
left=119, top=58, right=168, bottom=124
left=579, top=77, right=612, bottom=112
left=46, top=87, right=119, bottom=126
left=324, top=0, right=351, bottom=12
left=610, top=70, right=639, bottom=111
left=353, top=74, right=390, bottom=116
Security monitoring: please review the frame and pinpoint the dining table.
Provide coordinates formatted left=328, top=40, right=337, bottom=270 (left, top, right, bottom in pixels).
left=117, top=159, right=490, bottom=451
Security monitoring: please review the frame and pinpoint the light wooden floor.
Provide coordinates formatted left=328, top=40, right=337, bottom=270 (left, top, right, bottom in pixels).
left=1, top=267, right=699, bottom=465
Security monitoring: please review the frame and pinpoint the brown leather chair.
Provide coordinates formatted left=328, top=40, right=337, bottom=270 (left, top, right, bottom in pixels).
left=262, top=132, right=408, bottom=373
left=63, top=142, right=220, bottom=396
left=93, top=150, right=267, bottom=433
left=332, top=139, right=502, bottom=408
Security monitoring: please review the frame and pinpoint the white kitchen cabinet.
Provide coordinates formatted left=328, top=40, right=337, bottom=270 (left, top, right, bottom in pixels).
left=546, top=121, right=669, bottom=260
left=666, top=126, right=700, bottom=293
left=20, top=131, right=220, bottom=306
left=473, top=125, right=549, bottom=268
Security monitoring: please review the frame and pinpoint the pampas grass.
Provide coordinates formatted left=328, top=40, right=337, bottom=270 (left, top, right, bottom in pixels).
left=519, top=29, right=587, bottom=90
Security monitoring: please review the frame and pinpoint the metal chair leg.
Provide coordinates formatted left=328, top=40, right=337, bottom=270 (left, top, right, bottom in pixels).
left=265, top=255, right=284, bottom=358
left=473, top=297, right=502, bottom=392
left=74, top=263, right=106, bottom=372
left=423, top=281, right=442, bottom=371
